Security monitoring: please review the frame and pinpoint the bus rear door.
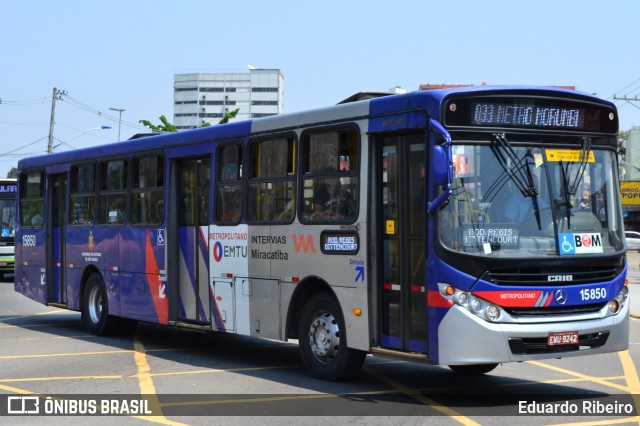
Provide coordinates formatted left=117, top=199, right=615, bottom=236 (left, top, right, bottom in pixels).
left=175, top=157, right=211, bottom=324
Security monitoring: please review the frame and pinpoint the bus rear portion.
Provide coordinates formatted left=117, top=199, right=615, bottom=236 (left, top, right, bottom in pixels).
left=431, top=91, right=628, bottom=371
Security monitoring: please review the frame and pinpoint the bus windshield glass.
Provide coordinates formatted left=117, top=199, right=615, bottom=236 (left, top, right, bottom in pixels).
left=438, top=141, right=623, bottom=257
left=0, top=198, right=15, bottom=239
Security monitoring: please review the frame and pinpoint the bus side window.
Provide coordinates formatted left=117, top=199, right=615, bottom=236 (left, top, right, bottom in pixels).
left=131, top=155, right=164, bottom=226
left=98, top=159, right=127, bottom=225
left=247, top=136, right=296, bottom=224
left=300, top=128, right=359, bottom=223
left=70, top=163, right=96, bottom=226
left=215, top=143, right=243, bottom=224
left=19, top=171, right=44, bottom=228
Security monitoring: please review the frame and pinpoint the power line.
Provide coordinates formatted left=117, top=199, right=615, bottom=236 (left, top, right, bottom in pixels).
left=0, top=136, right=48, bottom=157
left=0, top=97, right=49, bottom=106
left=61, top=94, right=147, bottom=132
left=611, top=78, right=640, bottom=99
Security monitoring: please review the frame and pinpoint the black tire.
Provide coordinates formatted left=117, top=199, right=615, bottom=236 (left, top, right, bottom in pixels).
left=449, top=363, right=498, bottom=375
left=298, top=292, right=366, bottom=381
left=82, top=273, right=120, bottom=336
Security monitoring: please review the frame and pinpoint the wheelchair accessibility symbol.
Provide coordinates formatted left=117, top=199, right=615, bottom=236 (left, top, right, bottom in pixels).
left=157, top=229, right=165, bottom=246
left=559, top=233, right=575, bottom=255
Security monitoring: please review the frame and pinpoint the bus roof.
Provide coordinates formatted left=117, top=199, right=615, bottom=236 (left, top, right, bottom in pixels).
left=17, top=85, right=615, bottom=172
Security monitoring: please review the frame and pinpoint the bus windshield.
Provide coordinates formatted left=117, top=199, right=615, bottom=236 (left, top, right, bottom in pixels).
left=0, top=198, right=15, bottom=239
left=438, top=141, right=624, bottom=258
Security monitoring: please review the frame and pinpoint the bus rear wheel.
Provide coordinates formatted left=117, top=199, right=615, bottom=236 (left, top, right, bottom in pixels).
left=82, top=273, right=120, bottom=336
left=298, top=292, right=366, bottom=381
left=448, top=363, right=498, bottom=375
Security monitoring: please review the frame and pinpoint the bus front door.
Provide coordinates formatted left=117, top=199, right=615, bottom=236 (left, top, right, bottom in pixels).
left=48, top=174, right=67, bottom=305
left=176, top=158, right=211, bottom=324
left=378, top=134, right=428, bottom=354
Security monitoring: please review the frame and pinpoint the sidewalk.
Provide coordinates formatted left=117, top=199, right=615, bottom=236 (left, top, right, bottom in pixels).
left=627, top=250, right=640, bottom=319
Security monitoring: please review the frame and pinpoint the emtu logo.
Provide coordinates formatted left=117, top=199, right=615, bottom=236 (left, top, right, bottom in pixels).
left=292, top=235, right=317, bottom=254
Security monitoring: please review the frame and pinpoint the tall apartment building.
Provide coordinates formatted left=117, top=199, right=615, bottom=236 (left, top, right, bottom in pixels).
left=173, top=68, right=284, bottom=129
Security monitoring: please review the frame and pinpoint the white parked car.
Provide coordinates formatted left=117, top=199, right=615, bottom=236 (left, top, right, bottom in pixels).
left=625, top=231, right=640, bottom=251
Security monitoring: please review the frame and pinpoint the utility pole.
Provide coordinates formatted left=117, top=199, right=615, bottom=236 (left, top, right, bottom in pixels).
left=614, top=95, right=640, bottom=109
left=47, top=88, right=66, bottom=153
left=109, top=107, right=125, bottom=141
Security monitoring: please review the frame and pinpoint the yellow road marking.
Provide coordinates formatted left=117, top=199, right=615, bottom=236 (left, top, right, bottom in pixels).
left=618, top=350, right=640, bottom=424
left=131, top=330, right=187, bottom=426
left=136, top=364, right=294, bottom=378
left=0, top=384, right=41, bottom=394
left=363, top=366, right=480, bottom=426
left=0, top=349, right=133, bottom=359
left=0, top=310, right=72, bottom=322
left=549, top=416, right=640, bottom=426
left=527, top=360, right=635, bottom=393
left=0, top=375, right=121, bottom=383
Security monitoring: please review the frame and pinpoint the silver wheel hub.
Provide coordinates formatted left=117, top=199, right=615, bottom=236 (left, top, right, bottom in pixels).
left=88, top=286, right=103, bottom=324
left=308, top=311, right=340, bottom=362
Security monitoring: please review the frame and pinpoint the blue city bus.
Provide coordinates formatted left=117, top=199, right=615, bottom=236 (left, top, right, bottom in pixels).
left=15, top=86, right=628, bottom=380
left=0, top=178, right=17, bottom=279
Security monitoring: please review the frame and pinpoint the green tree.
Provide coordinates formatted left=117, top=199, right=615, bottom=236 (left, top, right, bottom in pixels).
left=138, top=115, right=177, bottom=133
left=6, top=167, right=17, bottom=179
left=618, top=130, right=629, bottom=158
left=139, top=109, right=240, bottom=132
left=218, top=108, right=240, bottom=124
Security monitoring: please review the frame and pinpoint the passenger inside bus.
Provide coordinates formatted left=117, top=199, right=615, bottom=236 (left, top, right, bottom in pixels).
left=504, top=174, right=549, bottom=223
left=31, top=212, right=43, bottom=226
left=312, top=177, right=355, bottom=220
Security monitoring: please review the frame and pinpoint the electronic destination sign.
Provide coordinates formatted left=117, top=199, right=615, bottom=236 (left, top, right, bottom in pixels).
left=444, top=95, right=617, bottom=133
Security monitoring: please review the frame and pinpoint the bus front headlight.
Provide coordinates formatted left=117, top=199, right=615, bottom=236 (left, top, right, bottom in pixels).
left=486, top=305, right=500, bottom=321
left=438, top=283, right=509, bottom=323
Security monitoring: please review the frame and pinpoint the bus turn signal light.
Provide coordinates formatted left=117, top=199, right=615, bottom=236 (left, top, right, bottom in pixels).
left=352, top=308, right=362, bottom=316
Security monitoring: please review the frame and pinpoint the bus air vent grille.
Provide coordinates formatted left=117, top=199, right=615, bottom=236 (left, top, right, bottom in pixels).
left=484, top=265, right=620, bottom=286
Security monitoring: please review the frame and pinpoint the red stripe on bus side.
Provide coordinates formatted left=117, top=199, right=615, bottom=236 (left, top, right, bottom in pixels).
left=427, top=290, right=453, bottom=308
left=146, top=230, right=168, bottom=324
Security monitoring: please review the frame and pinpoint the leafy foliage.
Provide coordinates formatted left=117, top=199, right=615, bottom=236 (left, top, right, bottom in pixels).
left=139, top=115, right=177, bottom=133
left=140, top=108, right=241, bottom=132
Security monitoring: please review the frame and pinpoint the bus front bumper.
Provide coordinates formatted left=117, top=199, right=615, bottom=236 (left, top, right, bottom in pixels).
left=0, top=256, right=14, bottom=273
left=437, top=301, right=629, bottom=365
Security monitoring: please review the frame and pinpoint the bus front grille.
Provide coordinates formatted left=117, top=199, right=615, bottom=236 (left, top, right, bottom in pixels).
left=505, top=303, right=607, bottom=317
left=484, top=264, right=620, bottom=286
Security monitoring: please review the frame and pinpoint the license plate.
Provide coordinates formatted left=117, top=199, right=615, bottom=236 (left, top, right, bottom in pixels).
left=548, top=330, right=579, bottom=346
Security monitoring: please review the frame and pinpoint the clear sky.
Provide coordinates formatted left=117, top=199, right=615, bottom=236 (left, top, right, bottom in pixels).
left=1, top=0, right=639, bottom=178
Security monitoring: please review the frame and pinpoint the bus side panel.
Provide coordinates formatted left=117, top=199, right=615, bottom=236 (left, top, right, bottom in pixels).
left=119, top=227, right=168, bottom=324
left=64, top=267, right=85, bottom=311
left=15, top=227, right=47, bottom=304
left=269, top=223, right=370, bottom=352
left=64, top=227, right=120, bottom=312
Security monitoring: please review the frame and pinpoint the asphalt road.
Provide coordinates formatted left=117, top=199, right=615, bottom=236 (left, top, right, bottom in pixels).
left=1, top=266, right=640, bottom=426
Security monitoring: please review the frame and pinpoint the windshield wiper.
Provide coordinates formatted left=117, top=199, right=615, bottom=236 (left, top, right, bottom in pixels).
left=558, top=162, right=573, bottom=229
left=568, top=137, right=591, bottom=196
left=491, top=134, right=538, bottom=197
left=557, top=137, right=591, bottom=229
left=490, top=134, right=542, bottom=230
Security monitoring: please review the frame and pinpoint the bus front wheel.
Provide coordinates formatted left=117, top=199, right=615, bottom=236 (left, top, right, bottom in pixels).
left=449, top=363, right=498, bottom=375
left=298, top=292, right=366, bottom=381
left=82, top=273, right=120, bottom=336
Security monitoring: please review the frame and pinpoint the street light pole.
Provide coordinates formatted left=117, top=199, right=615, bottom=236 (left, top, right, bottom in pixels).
left=109, top=107, right=125, bottom=141
left=52, top=126, right=111, bottom=151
